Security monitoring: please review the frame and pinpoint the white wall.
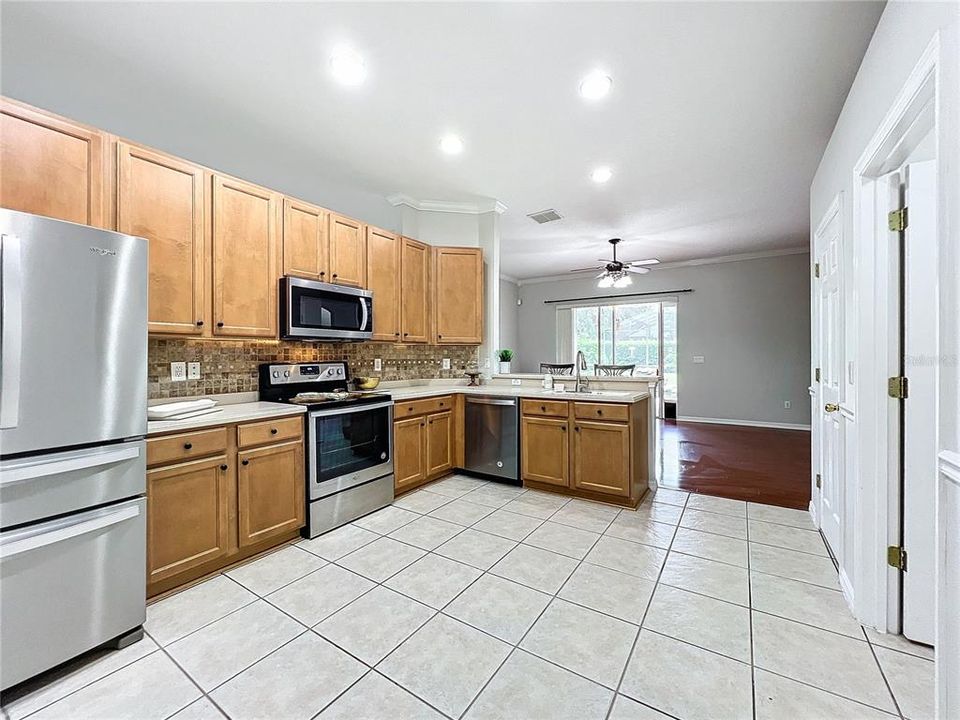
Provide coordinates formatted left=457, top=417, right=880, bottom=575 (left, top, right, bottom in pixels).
left=516, top=253, right=812, bottom=427
left=810, top=1, right=959, bottom=713
left=499, top=279, right=520, bottom=356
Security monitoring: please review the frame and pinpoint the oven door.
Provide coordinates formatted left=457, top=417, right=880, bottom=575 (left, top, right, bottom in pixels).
left=281, top=276, right=373, bottom=341
left=308, top=401, right=393, bottom=500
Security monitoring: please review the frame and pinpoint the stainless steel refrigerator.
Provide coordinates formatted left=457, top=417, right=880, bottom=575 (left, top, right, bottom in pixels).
left=0, top=209, right=148, bottom=690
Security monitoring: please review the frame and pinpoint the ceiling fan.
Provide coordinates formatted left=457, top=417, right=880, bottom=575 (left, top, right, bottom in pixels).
left=570, top=238, right=660, bottom=288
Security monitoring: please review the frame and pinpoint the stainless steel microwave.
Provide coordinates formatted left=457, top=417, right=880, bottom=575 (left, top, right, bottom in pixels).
left=280, top=277, right=373, bottom=341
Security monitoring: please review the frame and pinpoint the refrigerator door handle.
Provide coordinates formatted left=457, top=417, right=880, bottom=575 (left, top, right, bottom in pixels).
left=0, top=444, right=142, bottom=487
left=0, top=501, right=141, bottom=560
left=1, top=233, right=22, bottom=429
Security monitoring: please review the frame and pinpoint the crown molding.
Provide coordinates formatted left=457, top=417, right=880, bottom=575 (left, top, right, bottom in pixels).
left=514, top=246, right=809, bottom=286
left=387, top=193, right=507, bottom=215
left=499, top=273, right=520, bottom=284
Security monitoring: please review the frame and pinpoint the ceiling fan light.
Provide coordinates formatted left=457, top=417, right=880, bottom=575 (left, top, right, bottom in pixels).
left=613, top=274, right=632, bottom=288
left=598, top=275, right=615, bottom=288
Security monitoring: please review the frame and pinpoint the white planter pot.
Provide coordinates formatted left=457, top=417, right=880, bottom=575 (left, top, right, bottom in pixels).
left=499, top=362, right=512, bottom=374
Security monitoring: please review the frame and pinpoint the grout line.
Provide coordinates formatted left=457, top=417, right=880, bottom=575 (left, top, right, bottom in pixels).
left=861, top=629, right=907, bottom=719
left=745, top=503, right=757, bottom=720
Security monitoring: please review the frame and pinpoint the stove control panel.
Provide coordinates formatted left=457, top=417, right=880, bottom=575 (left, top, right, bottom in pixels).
left=263, top=362, right=347, bottom=385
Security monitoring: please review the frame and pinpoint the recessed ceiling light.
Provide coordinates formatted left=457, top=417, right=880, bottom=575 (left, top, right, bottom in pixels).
left=579, top=71, right=613, bottom=100
left=590, top=166, right=613, bottom=184
left=329, top=46, right=366, bottom=86
left=439, top=134, right=464, bottom=155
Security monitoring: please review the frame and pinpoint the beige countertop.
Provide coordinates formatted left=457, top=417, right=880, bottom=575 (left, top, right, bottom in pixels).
left=381, top=383, right=651, bottom=404
left=147, top=401, right=306, bottom=436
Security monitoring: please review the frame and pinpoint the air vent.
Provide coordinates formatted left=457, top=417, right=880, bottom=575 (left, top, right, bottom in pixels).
left=527, top=208, right=563, bottom=224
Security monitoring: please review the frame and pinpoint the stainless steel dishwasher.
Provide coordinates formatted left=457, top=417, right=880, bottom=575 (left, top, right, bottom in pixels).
left=463, top=396, right=520, bottom=483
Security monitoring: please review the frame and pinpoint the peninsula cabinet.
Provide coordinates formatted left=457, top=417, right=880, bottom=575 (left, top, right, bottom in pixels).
left=520, top=398, right=649, bottom=506
left=329, top=213, right=366, bottom=287
left=400, top=237, right=430, bottom=343
left=366, top=226, right=401, bottom=341
left=145, top=415, right=305, bottom=597
left=1, top=98, right=105, bottom=228
left=212, top=174, right=280, bottom=338
left=282, top=197, right=328, bottom=281
left=433, top=246, right=483, bottom=344
left=116, top=142, right=206, bottom=335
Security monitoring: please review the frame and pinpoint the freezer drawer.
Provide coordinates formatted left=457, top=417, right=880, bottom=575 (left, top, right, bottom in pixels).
left=0, top=440, right=146, bottom=528
left=464, top=396, right=519, bottom=482
left=0, top=497, right=147, bottom=690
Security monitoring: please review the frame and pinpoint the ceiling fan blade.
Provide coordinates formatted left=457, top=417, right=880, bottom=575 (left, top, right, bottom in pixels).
left=568, top=266, right=602, bottom=273
left=595, top=272, right=607, bottom=278
left=626, top=266, right=651, bottom=274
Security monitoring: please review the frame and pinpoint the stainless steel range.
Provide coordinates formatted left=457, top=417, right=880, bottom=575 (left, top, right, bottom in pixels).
left=259, top=362, right=393, bottom=537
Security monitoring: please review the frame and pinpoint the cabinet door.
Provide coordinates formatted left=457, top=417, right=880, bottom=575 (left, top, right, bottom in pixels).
left=400, top=237, right=429, bottom=343
left=521, top=416, right=570, bottom=487
left=147, top=455, right=230, bottom=584
left=328, top=213, right=366, bottom=287
left=237, top=440, right=305, bottom=548
left=1, top=100, right=104, bottom=227
left=366, top=226, right=400, bottom=341
left=394, top=416, right=426, bottom=493
left=426, top=411, right=454, bottom=477
left=434, top=247, right=483, bottom=344
left=212, top=174, right=279, bottom=337
left=572, top=420, right=630, bottom=497
left=117, top=142, right=205, bottom=335
left=282, top=198, right=328, bottom=280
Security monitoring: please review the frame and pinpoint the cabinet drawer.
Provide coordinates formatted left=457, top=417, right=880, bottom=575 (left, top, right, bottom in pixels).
left=237, top=416, right=303, bottom=449
left=521, top=399, right=570, bottom=419
left=395, top=395, right=455, bottom=418
left=573, top=402, right=629, bottom=422
left=147, top=428, right=228, bottom=467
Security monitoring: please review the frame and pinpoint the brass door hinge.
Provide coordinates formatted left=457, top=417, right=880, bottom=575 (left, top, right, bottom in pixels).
left=815, top=368, right=821, bottom=382
left=814, top=263, right=820, bottom=278
left=888, top=208, right=909, bottom=232
left=887, top=546, right=907, bottom=571
left=888, top=376, right=909, bottom=399
left=815, top=473, right=822, bottom=489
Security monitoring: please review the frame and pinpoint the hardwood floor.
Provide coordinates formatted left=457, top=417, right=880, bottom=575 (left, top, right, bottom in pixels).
left=658, top=420, right=811, bottom=509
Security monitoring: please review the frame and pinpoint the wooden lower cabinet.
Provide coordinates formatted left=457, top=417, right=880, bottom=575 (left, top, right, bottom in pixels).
left=572, top=420, right=630, bottom=497
left=146, top=416, right=305, bottom=597
left=147, top=455, right=230, bottom=586
left=520, top=416, right=569, bottom=487
left=237, top=440, right=305, bottom=548
left=394, top=415, right=427, bottom=493
left=426, top=411, right=454, bottom=477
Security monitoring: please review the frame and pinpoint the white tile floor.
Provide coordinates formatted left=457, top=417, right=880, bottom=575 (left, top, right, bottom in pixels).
left=2, top=476, right=936, bottom=720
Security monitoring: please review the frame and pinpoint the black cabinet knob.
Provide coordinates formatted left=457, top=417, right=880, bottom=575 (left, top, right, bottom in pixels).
left=183, top=442, right=193, bottom=450
left=219, top=464, right=227, bottom=471
left=575, top=426, right=581, bottom=432
left=438, top=335, right=443, bottom=340
left=241, top=459, right=249, bottom=466
left=403, top=333, right=409, bottom=337
left=270, top=428, right=278, bottom=435
left=320, top=271, right=325, bottom=277
left=196, top=320, right=204, bottom=327
left=395, top=332, right=400, bottom=337
left=216, top=322, right=224, bottom=328
left=332, top=273, right=338, bottom=279
left=540, top=406, right=546, bottom=411
left=597, top=409, right=603, bottom=415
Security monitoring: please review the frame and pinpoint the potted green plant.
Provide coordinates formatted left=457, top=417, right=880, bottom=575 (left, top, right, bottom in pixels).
left=497, top=349, right=514, bottom=374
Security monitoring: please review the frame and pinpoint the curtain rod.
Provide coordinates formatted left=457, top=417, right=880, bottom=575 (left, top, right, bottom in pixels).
left=542, top=289, right=694, bottom=304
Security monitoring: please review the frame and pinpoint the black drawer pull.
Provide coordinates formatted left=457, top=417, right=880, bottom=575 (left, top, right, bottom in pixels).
left=216, top=321, right=224, bottom=328
left=597, top=409, right=603, bottom=415
left=270, top=428, right=278, bottom=435
left=196, top=320, right=204, bottom=327
left=219, top=464, right=227, bottom=471
left=332, top=273, right=338, bottom=279
left=183, top=442, right=193, bottom=450
left=241, top=459, right=249, bottom=466
left=540, top=405, right=546, bottom=411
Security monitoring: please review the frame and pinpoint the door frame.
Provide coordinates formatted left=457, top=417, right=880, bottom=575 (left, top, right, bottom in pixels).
left=849, top=36, right=938, bottom=634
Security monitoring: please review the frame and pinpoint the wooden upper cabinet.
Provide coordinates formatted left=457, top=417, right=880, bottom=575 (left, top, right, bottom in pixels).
left=282, top=198, right=328, bottom=281
left=400, top=237, right=429, bottom=343
left=572, top=420, right=630, bottom=498
left=1, top=99, right=105, bottom=227
left=116, top=142, right=205, bottom=335
left=366, top=226, right=400, bottom=341
left=328, top=213, right=366, bottom=287
left=212, top=174, right=279, bottom=337
left=237, top=440, right=305, bottom=548
left=521, top=415, right=570, bottom=487
left=433, top=247, right=483, bottom=344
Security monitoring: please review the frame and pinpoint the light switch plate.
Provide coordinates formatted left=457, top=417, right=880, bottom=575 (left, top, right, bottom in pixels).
left=442, top=358, right=451, bottom=370
left=693, top=356, right=705, bottom=364
left=374, top=358, right=382, bottom=372
left=170, top=362, right=187, bottom=382
left=187, top=362, right=201, bottom=380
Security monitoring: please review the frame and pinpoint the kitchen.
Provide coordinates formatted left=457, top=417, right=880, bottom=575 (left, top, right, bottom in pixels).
left=2, top=2, right=945, bottom=719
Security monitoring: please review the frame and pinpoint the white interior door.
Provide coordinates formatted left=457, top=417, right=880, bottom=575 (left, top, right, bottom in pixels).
left=901, top=160, right=937, bottom=645
left=817, top=208, right=843, bottom=555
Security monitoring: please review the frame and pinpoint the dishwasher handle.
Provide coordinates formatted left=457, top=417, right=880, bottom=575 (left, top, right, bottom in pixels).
left=465, top=396, right=517, bottom=407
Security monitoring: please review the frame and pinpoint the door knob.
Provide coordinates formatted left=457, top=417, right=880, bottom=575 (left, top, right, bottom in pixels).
left=824, top=403, right=840, bottom=413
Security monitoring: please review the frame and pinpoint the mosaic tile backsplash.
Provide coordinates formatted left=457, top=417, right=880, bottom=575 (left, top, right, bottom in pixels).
left=148, top=338, right=480, bottom=399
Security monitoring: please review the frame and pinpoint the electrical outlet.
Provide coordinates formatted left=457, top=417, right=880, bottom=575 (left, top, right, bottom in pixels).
left=187, top=362, right=201, bottom=380
left=170, top=362, right=187, bottom=382
left=693, top=356, right=705, bottom=364
left=783, top=400, right=791, bottom=409
left=511, top=378, right=522, bottom=386
left=485, top=358, right=491, bottom=368
left=374, top=358, right=382, bottom=372
left=442, top=358, right=451, bottom=370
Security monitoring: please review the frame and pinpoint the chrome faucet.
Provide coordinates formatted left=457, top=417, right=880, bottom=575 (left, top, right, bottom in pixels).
left=575, top=351, right=590, bottom=393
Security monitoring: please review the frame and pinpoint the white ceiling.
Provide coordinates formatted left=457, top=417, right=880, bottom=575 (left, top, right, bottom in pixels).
left=2, top=2, right=883, bottom=279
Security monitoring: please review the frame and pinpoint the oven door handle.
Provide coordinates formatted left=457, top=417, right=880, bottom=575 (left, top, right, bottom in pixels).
left=309, top=400, right=395, bottom=418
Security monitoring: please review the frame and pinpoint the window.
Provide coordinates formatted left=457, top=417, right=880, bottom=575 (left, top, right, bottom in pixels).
left=572, top=301, right=665, bottom=374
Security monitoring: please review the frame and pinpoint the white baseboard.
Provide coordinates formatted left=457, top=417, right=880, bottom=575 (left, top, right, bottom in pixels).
left=839, top=567, right=857, bottom=618
left=676, top=415, right=811, bottom=431
left=808, top=500, right=819, bottom=528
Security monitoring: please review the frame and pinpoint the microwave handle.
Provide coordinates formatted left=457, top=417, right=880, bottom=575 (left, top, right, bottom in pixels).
left=359, top=296, right=369, bottom=331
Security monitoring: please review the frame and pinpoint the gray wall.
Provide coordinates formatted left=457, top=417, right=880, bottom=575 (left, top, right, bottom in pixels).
left=0, top=8, right=400, bottom=231
left=499, top=279, right=520, bottom=356
left=516, top=253, right=812, bottom=427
